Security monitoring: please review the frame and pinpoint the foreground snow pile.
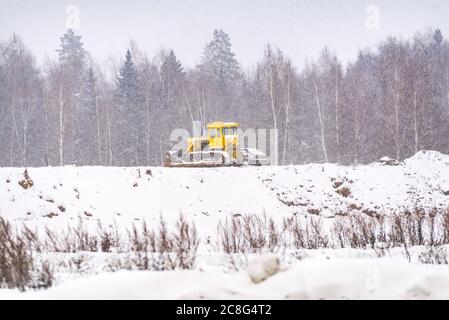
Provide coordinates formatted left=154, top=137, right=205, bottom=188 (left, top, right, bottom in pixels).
left=4, top=257, right=449, bottom=300
left=246, top=253, right=280, bottom=284
left=0, top=150, right=448, bottom=232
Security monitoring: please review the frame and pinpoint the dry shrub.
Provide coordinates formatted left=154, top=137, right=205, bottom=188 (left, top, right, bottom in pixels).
left=218, top=214, right=330, bottom=253
left=172, top=214, right=199, bottom=269
left=332, top=214, right=380, bottom=249
left=217, top=214, right=279, bottom=254
left=305, top=216, right=329, bottom=249
left=283, top=216, right=305, bottom=249
left=44, top=217, right=100, bottom=253
left=443, top=209, right=449, bottom=244
left=3, top=205, right=449, bottom=289
left=217, top=206, right=449, bottom=255
left=97, top=221, right=121, bottom=253
left=419, top=246, right=448, bottom=265
left=0, top=217, right=53, bottom=290
left=127, top=214, right=199, bottom=271
left=67, top=254, right=92, bottom=274
left=0, top=218, right=34, bottom=290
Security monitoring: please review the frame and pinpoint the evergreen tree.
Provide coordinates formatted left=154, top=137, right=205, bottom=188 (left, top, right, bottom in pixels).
left=202, top=29, right=240, bottom=87
left=117, top=50, right=139, bottom=107
left=114, top=50, right=142, bottom=166
left=159, top=50, right=186, bottom=157
left=160, top=50, right=184, bottom=109
left=433, top=28, right=443, bottom=45
left=200, top=29, right=241, bottom=121
left=56, top=29, right=86, bottom=70
left=78, top=67, right=100, bottom=165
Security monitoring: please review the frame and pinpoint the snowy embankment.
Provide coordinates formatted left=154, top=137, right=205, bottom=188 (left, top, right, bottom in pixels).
left=0, top=150, right=448, bottom=233
left=1, top=150, right=449, bottom=299
left=3, top=256, right=449, bottom=299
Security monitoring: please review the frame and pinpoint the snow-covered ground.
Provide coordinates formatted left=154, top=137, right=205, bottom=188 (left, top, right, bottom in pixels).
left=1, top=150, right=448, bottom=231
left=1, top=150, right=449, bottom=299
left=2, top=256, right=449, bottom=299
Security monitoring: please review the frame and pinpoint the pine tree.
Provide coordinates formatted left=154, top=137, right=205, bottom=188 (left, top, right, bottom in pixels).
left=202, top=29, right=240, bottom=87
left=114, top=50, right=142, bottom=166
left=433, top=28, right=443, bottom=45
left=117, top=50, right=139, bottom=108
left=200, top=29, right=241, bottom=121
left=160, top=50, right=184, bottom=109
left=56, top=29, right=85, bottom=69
left=78, top=67, right=100, bottom=165
left=159, top=50, right=185, bottom=155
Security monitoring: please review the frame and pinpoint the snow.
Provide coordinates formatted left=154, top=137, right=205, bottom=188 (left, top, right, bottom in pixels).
left=1, top=257, right=448, bottom=300
left=1, top=151, right=448, bottom=235
left=246, top=253, right=280, bottom=284
left=1, top=151, right=449, bottom=299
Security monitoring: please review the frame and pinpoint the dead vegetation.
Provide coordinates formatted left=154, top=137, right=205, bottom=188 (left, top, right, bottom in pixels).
left=2, top=206, right=449, bottom=291
left=123, top=214, right=199, bottom=271
left=1, top=214, right=199, bottom=290
left=217, top=207, right=449, bottom=264
left=0, top=217, right=53, bottom=290
left=18, top=169, right=33, bottom=190
left=336, top=186, right=351, bottom=197
left=217, top=214, right=331, bottom=253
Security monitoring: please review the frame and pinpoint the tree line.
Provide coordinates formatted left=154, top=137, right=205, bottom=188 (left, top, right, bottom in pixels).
left=0, top=28, right=448, bottom=167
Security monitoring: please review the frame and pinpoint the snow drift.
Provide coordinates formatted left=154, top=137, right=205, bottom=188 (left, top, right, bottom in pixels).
left=0, top=150, right=448, bottom=232
left=3, top=256, right=449, bottom=300
left=1, top=151, right=449, bottom=299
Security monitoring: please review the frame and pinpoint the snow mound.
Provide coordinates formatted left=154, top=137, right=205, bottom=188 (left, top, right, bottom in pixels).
left=8, top=257, right=449, bottom=300
left=1, top=152, right=448, bottom=240
left=405, top=150, right=449, bottom=164
left=247, top=253, right=280, bottom=283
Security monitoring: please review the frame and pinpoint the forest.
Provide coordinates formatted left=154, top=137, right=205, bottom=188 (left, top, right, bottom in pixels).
left=0, top=28, right=448, bottom=167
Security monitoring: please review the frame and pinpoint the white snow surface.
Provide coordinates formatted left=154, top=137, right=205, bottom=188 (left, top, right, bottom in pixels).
left=0, top=150, right=448, bottom=233
left=2, top=257, right=449, bottom=300
left=1, top=151, right=449, bottom=299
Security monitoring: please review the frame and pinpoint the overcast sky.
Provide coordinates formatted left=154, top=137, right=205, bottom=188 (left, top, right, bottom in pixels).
left=0, top=0, right=448, bottom=69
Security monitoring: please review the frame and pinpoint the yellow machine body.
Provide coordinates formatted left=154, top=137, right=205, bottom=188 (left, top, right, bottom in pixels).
left=186, top=122, right=239, bottom=160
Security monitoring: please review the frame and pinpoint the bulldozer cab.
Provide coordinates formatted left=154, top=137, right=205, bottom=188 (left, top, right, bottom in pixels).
left=208, top=126, right=222, bottom=149
left=207, top=122, right=239, bottom=159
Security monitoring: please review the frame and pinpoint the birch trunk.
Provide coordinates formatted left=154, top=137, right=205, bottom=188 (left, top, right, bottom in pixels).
left=281, top=68, right=291, bottom=165
left=94, top=81, right=102, bottom=164
left=313, top=80, right=328, bottom=162
left=106, top=105, right=113, bottom=166
left=59, top=83, right=64, bottom=166
left=145, top=89, right=150, bottom=166
left=412, top=86, right=419, bottom=154
left=354, top=94, right=360, bottom=164
left=269, top=69, right=277, bottom=130
left=335, top=66, right=340, bottom=163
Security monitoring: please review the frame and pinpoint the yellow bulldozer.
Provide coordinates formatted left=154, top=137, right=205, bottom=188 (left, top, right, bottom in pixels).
left=164, top=121, right=268, bottom=167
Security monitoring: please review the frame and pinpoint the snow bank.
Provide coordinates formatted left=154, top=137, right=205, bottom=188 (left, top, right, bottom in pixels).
left=405, top=150, right=449, bottom=164
left=6, top=257, right=449, bottom=300
left=246, top=253, right=280, bottom=284
left=0, top=151, right=448, bottom=235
